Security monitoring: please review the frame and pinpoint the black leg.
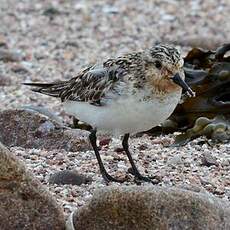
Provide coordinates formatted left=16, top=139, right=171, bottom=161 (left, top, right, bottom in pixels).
left=89, top=129, right=124, bottom=183
left=72, top=117, right=79, bottom=128
left=122, top=133, right=157, bottom=184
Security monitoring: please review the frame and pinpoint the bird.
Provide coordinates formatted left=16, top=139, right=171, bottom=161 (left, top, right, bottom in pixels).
left=24, top=44, right=195, bottom=184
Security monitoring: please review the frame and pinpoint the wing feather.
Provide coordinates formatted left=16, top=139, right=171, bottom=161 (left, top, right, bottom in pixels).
left=24, top=65, right=125, bottom=105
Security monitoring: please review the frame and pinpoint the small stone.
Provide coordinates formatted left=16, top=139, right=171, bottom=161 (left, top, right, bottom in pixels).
left=49, top=170, right=92, bottom=185
left=99, top=138, right=111, bottom=147
left=221, top=159, right=230, bottom=167
left=213, top=187, right=225, bottom=196
left=10, top=63, right=30, bottom=74
left=0, top=49, right=23, bottom=62
left=102, top=5, right=119, bottom=14
left=0, top=35, right=7, bottom=48
left=43, top=7, right=60, bottom=16
left=0, top=74, right=11, bottom=86
left=137, top=143, right=148, bottom=151
left=114, top=147, right=124, bottom=153
left=201, top=152, right=218, bottom=167
left=161, top=13, right=175, bottom=21
left=184, top=158, right=191, bottom=167
left=63, top=50, right=76, bottom=61
left=167, top=155, right=183, bottom=166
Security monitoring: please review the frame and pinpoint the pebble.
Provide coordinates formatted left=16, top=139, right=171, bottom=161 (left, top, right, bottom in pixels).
left=201, top=152, right=219, bottom=167
left=221, top=159, right=230, bottom=167
left=49, top=170, right=92, bottom=186
left=0, top=49, right=23, bottom=62
left=10, top=63, right=30, bottom=74
left=167, top=155, right=183, bottom=166
left=0, top=35, right=7, bottom=48
left=99, top=138, right=111, bottom=147
left=0, top=74, right=11, bottom=86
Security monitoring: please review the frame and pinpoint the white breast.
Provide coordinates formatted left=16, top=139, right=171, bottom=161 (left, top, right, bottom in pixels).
left=64, top=91, right=181, bottom=136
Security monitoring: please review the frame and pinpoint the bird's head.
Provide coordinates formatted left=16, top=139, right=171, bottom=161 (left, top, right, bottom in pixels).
left=143, top=44, right=195, bottom=97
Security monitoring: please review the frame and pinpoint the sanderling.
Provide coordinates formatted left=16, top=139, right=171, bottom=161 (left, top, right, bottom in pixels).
left=24, top=44, right=195, bottom=184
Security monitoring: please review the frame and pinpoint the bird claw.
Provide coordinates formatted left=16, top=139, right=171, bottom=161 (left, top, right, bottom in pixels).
left=101, top=171, right=126, bottom=183
left=133, top=174, right=161, bottom=185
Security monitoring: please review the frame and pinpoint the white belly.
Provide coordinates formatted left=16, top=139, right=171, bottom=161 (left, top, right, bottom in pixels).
left=64, top=92, right=181, bottom=136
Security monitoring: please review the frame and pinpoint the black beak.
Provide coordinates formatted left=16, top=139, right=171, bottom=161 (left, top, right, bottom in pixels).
left=172, top=73, right=195, bottom=97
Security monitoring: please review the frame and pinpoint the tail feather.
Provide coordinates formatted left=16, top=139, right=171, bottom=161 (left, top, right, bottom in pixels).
left=23, top=81, right=68, bottom=98
left=23, top=82, right=58, bottom=88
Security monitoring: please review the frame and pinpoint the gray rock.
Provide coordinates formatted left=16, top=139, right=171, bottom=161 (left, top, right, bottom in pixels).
left=0, top=142, right=65, bottom=230
left=10, top=63, right=30, bottom=74
left=0, top=35, right=7, bottom=48
left=221, top=158, right=230, bottom=167
left=0, top=109, right=91, bottom=151
left=201, top=152, right=218, bottom=167
left=0, top=74, right=11, bottom=86
left=67, top=185, right=230, bottom=230
left=0, top=48, right=23, bottom=62
left=167, top=155, right=183, bottom=167
left=49, top=170, right=92, bottom=185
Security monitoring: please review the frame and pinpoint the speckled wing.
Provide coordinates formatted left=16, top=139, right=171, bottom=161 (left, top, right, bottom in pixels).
left=24, top=65, right=125, bottom=105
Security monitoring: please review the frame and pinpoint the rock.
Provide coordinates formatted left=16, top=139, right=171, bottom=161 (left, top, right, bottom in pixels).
left=10, top=63, right=30, bottom=74
left=137, top=143, right=148, bottom=151
left=0, top=74, right=11, bottom=86
left=0, top=109, right=91, bottom=151
left=167, top=155, right=183, bottom=167
left=49, top=170, right=92, bottom=185
left=0, top=142, right=65, bottom=230
left=43, top=7, right=60, bottom=16
left=67, top=186, right=230, bottom=230
left=99, top=138, right=111, bottom=147
left=213, top=187, right=225, bottom=196
left=0, top=35, right=7, bottom=48
left=102, top=5, right=119, bottom=14
left=0, top=48, right=23, bottom=62
left=63, top=50, right=76, bottom=61
left=114, top=147, right=124, bottom=153
left=201, top=152, right=218, bottom=167
left=221, top=159, right=230, bottom=167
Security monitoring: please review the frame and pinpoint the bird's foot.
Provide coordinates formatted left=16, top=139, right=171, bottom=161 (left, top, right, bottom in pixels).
left=101, top=170, right=126, bottom=183
left=128, top=168, right=160, bottom=185
left=134, top=174, right=160, bottom=185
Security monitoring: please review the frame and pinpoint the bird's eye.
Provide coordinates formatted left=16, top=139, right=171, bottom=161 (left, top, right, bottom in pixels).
left=155, top=61, right=162, bottom=69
